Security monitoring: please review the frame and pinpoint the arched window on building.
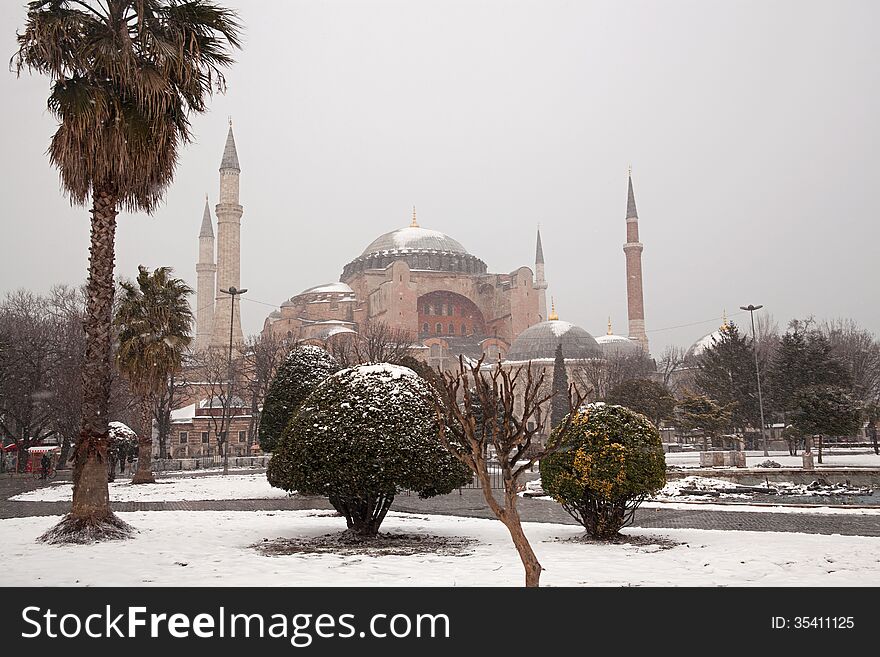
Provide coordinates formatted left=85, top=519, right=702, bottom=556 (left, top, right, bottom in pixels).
left=448, top=323, right=455, bottom=334
left=461, top=323, right=467, bottom=335
left=447, top=305, right=454, bottom=316
left=435, top=323, right=442, bottom=334
left=422, top=323, right=429, bottom=334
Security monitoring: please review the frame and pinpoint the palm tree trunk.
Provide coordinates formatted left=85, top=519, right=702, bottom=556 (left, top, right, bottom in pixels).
left=39, top=187, right=131, bottom=543
left=131, top=395, right=155, bottom=484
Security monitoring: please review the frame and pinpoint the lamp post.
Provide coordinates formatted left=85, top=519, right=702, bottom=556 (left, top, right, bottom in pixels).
left=219, top=286, right=247, bottom=475
left=740, top=304, right=768, bottom=456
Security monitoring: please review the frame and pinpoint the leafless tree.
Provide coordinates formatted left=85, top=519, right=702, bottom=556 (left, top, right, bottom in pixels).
left=329, top=321, right=414, bottom=367
left=820, top=318, right=880, bottom=405
left=0, top=291, right=56, bottom=470
left=573, top=352, right=654, bottom=401
left=656, top=345, right=689, bottom=394
left=186, top=347, right=244, bottom=457
left=435, top=357, right=587, bottom=587
left=239, top=332, right=287, bottom=452
left=43, top=285, right=86, bottom=469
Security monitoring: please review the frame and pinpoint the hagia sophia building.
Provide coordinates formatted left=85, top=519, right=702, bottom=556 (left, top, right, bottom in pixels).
left=193, top=123, right=650, bottom=372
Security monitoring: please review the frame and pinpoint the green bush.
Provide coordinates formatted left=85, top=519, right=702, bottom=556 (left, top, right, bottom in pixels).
left=267, top=362, right=472, bottom=536
left=540, top=403, right=665, bottom=539
left=258, top=345, right=339, bottom=453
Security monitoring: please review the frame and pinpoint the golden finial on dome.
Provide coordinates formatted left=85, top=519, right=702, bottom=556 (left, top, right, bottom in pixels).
left=549, top=297, right=559, bottom=321
left=721, top=309, right=729, bottom=329
left=608, top=316, right=613, bottom=335
left=410, top=205, right=419, bottom=228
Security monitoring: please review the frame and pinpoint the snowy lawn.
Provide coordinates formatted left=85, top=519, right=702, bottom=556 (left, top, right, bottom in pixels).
left=9, top=473, right=287, bottom=503
left=2, top=510, right=879, bottom=587
left=665, top=449, right=880, bottom=469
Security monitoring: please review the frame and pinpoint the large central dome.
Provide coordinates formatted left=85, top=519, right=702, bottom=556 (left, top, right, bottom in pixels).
left=342, top=222, right=487, bottom=279
left=360, top=226, right=470, bottom=257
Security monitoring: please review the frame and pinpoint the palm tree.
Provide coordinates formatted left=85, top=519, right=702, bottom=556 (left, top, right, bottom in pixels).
left=115, top=266, right=193, bottom=484
left=14, top=1, right=240, bottom=543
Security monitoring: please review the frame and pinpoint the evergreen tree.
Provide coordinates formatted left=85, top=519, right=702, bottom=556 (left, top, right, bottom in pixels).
left=767, top=319, right=851, bottom=417
left=606, top=378, right=676, bottom=428
left=693, top=322, right=759, bottom=433
left=550, top=344, right=569, bottom=429
left=258, top=346, right=339, bottom=453
left=115, top=266, right=193, bottom=485
left=674, top=394, right=732, bottom=450
left=791, top=384, right=861, bottom=463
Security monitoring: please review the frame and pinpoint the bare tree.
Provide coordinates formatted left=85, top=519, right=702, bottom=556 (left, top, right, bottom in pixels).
left=656, top=345, right=689, bottom=394
left=0, top=291, right=56, bottom=470
left=820, top=318, right=880, bottom=405
left=329, top=321, right=414, bottom=367
left=435, top=357, right=587, bottom=587
left=43, top=286, right=86, bottom=469
left=187, top=347, right=244, bottom=457
left=239, top=332, right=287, bottom=452
left=574, top=352, right=654, bottom=401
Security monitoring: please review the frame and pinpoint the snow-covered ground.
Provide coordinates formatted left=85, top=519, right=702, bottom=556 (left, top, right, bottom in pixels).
left=3, top=510, right=878, bottom=587
left=665, top=449, right=880, bottom=469
left=10, top=473, right=288, bottom=503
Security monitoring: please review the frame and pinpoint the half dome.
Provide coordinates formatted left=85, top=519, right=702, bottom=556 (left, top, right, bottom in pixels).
left=506, top=320, right=601, bottom=361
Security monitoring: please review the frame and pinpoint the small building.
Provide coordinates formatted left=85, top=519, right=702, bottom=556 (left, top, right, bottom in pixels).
left=168, top=397, right=256, bottom=459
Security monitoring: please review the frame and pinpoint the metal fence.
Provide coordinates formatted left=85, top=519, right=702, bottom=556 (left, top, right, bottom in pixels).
left=123, top=455, right=271, bottom=475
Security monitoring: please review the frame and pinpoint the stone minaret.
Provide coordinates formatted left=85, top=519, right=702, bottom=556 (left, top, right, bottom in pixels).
left=194, top=196, right=216, bottom=351
left=623, top=170, right=649, bottom=352
left=210, top=121, right=244, bottom=347
left=535, top=227, right=548, bottom=321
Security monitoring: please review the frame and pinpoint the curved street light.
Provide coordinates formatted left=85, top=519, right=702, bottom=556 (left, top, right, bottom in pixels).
left=740, top=304, right=768, bottom=457
left=219, top=286, right=247, bottom=475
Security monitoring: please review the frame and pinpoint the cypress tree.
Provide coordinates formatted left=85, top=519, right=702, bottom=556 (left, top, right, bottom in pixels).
left=551, top=343, right=569, bottom=429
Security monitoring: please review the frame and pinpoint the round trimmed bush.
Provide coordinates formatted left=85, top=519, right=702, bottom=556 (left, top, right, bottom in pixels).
left=258, top=345, right=339, bottom=453
left=267, top=362, right=472, bottom=536
left=540, top=403, right=666, bottom=539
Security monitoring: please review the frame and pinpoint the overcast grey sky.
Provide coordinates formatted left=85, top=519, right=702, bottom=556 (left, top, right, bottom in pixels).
left=1, top=0, right=877, bottom=353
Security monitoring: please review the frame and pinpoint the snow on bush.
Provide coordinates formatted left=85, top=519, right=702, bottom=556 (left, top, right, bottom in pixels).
left=258, top=345, right=339, bottom=453
left=540, top=403, right=666, bottom=539
left=267, top=362, right=471, bottom=536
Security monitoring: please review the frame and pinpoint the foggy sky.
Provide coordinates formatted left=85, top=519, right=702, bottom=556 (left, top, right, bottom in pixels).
left=1, top=0, right=878, bottom=354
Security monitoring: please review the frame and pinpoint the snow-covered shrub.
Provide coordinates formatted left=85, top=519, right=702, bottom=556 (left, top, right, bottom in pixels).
left=540, top=403, right=666, bottom=539
left=267, top=362, right=471, bottom=536
left=108, top=422, right=138, bottom=478
left=258, top=345, right=339, bottom=453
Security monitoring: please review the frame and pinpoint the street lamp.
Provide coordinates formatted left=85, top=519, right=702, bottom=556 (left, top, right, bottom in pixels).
left=219, top=286, right=247, bottom=475
left=740, top=304, right=768, bottom=457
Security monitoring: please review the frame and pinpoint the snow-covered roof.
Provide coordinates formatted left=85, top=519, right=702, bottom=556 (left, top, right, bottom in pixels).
left=506, top=320, right=600, bottom=361
left=170, top=404, right=197, bottom=423
left=300, top=282, right=354, bottom=295
left=690, top=330, right=723, bottom=357
left=360, top=226, right=469, bottom=256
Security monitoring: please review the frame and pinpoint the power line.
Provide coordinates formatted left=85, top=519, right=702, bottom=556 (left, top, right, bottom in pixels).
left=645, top=310, right=745, bottom=334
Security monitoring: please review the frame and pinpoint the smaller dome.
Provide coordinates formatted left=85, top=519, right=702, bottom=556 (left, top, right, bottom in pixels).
left=300, top=282, right=354, bottom=296
left=507, top=320, right=601, bottom=361
left=595, top=333, right=642, bottom=357
left=280, top=299, right=295, bottom=308
left=268, top=310, right=281, bottom=319
left=689, top=323, right=732, bottom=357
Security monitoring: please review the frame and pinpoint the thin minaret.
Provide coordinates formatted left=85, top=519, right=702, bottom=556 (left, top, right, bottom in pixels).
left=535, top=226, right=548, bottom=321
left=624, top=168, right=649, bottom=352
left=210, top=120, right=244, bottom=347
left=194, top=195, right=216, bottom=351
